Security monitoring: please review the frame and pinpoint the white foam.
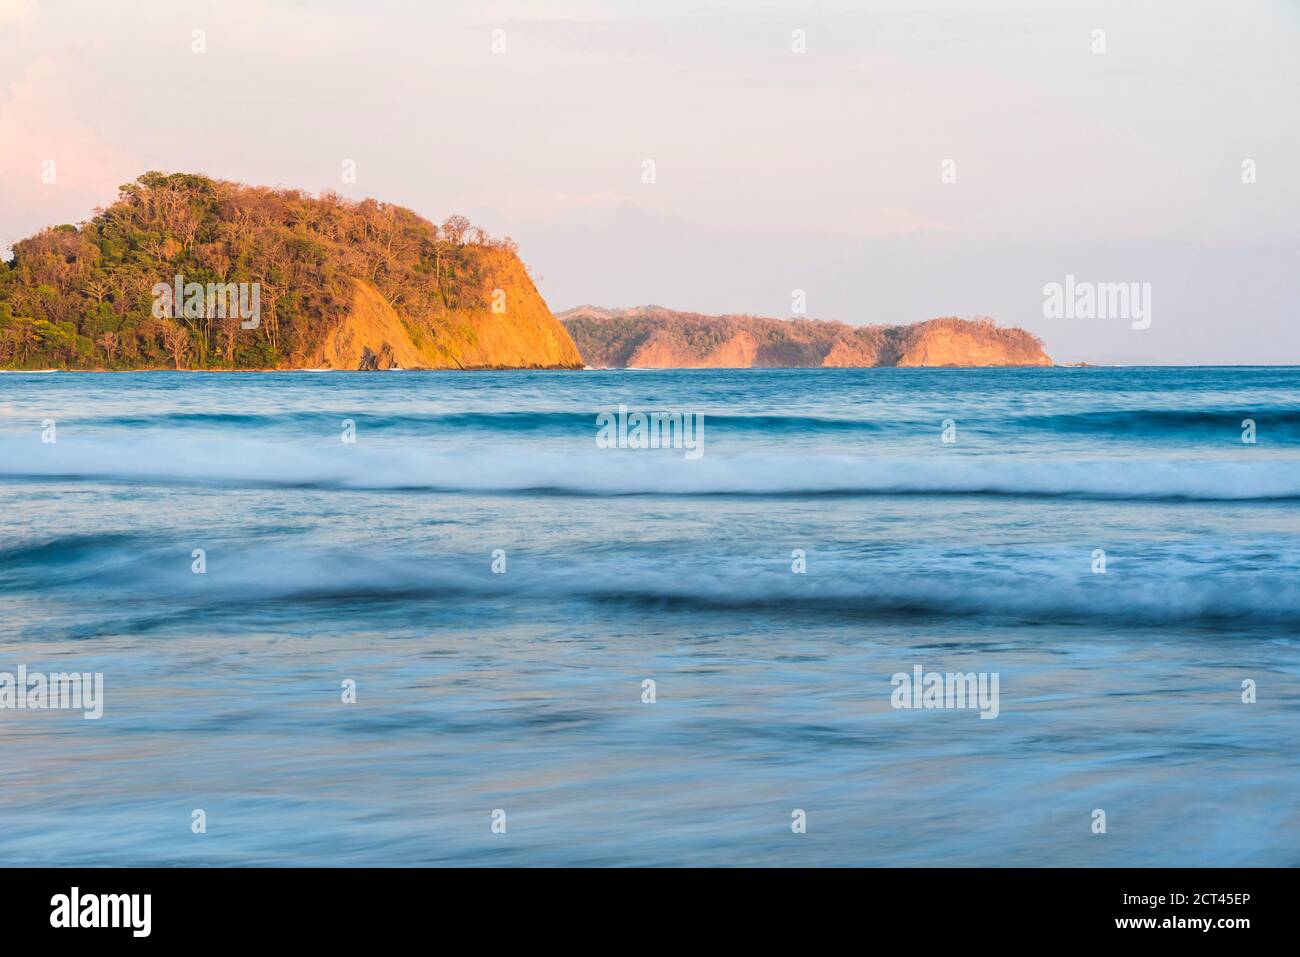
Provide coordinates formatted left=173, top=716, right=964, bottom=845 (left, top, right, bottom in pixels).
left=1, top=433, right=1296, bottom=500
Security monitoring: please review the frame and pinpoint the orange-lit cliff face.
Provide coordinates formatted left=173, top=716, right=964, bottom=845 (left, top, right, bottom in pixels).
left=309, top=251, right=584, bottom=371
left=558, top=306, right=1051, bottom=368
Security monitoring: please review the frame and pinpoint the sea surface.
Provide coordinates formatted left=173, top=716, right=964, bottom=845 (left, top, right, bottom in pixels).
left=1, top=367, right=1297, bottom=866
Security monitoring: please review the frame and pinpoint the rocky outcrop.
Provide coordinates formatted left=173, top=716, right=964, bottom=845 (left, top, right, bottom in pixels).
left=358, top=343, right=400, bottom=371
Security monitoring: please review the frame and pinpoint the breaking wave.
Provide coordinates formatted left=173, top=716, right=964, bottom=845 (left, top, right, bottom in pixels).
left=1, top=434, right=1296, bottom=500
left=5, top=532, right=1298, bottom=628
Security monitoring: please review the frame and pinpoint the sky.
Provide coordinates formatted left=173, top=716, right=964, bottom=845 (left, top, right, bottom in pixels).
left=1, top=0, right=1296, bottom=363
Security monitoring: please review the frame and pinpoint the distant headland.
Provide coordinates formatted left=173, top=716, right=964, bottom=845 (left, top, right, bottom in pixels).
left=558, top=306, right=1051, bottom=368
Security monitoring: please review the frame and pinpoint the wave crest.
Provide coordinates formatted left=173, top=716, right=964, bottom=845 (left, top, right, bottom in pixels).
left=2, top=434, right=1297, bottom=500
left=7, top=534, right=1299, bottom=628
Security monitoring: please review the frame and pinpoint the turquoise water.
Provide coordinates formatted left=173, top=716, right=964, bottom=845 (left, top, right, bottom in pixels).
left=1, top=367, right=1297, bottom=865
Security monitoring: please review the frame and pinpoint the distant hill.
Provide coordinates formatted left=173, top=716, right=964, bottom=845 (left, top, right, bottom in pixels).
left=559, top=305, right=1051, bottom=368
left=0, top=172, right=583, bottom=370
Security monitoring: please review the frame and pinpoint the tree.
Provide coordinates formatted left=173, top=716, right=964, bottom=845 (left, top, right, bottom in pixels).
left=85, top=275, right=112, bottom=306
left=162, top=322, right=191, bottom=369
left=441, top=215, right=471, bottom=245
left=97, top=331, right=118, bottom=363
left=216, top=316, right=241, bottom=365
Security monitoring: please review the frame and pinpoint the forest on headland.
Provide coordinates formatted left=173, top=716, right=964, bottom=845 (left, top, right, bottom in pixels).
left=0, top=172, right=545, bottom=370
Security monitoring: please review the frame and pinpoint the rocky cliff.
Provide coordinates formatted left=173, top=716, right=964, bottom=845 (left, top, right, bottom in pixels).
left=559, top=306, right=1051, bottom=368
left=308, top=253, right=582, bottom=370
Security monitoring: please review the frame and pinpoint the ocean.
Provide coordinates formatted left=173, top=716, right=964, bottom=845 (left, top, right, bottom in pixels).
left=1, top=366, right=1297, bottom=866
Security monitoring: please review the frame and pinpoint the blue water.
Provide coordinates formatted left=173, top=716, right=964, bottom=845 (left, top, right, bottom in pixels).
left=1, top=367, right=1297, bottom=866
